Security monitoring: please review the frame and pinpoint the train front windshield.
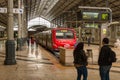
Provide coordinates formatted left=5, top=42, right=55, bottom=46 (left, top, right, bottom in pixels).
left=56, top=30, right=74, bottom=39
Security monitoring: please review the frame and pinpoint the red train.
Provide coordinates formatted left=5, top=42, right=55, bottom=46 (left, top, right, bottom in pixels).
left=35, top=28, right=77, bottom=51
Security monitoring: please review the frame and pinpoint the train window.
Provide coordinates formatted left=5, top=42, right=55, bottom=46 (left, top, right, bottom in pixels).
left=65, top=32, right=74, bottom=39
left=56, top=33, right=64, bottom=36
left=56, top=33, right=64, bottom=39
left=56, top=30, right=74, bottom=39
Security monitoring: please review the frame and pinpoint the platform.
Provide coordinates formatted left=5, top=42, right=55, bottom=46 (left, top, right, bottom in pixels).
left=0, top=42, right=120, bottom=80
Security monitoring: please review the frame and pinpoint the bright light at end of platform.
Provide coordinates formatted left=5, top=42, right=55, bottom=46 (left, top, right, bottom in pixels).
left=28, top=17, right=50, bottom=28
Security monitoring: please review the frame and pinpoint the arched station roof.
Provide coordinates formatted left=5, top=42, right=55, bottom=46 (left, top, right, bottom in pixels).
left=0, top=0, right=119, bottom=28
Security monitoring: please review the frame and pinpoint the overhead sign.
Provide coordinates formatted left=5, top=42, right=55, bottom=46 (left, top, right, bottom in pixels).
left=13, top=8, right=23, bottom=14
left=77, top=10, right=110, bottom=22
left=82, top=11, right=99, bottom=20
left=0, top=8, right=7, bottom=13
left=0, top=7, right=23, bottom=14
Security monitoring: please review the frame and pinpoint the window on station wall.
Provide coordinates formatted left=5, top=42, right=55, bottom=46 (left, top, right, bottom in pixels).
left=0, top=32, right=2, bottom=38
left=116, top=26, right=120, bottom=37
left=107, top=29, right=110, bottom=37
left=111, top=26, right=116, bottom=38
left=84, top=23, right=99, bottom=28
left=0, top=31, right=4, bottom=38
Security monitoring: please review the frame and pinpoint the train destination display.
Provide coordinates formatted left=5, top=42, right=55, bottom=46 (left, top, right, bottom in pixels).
left=77, top=11, right=110, bottom=22
left=82, top=12, right=99, bottom=20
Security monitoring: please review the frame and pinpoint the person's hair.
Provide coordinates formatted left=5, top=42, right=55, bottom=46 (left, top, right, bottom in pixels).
left=102, top=38, right=109, bottom=44
left=75, top=42, right=84, bottom=51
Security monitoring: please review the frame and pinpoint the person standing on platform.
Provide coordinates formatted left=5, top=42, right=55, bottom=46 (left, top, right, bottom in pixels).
left=73, top=42, right=88, bottom=80
left=87, top=36, right=91, bottom=46
left=27, top=37, right=30, bottom=47
left=98, top=38, right=112, bottom=80
left=30, top=37, right=35, bottom=49
left=34, top=37, right=39, bottom=48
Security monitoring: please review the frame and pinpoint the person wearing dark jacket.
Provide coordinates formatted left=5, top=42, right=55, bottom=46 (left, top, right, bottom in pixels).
left=73, top=42, right=88, bottom=80
left=98, top=38, right=112, bottom=80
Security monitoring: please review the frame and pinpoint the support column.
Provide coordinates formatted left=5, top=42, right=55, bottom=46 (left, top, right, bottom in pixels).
left=78, top=27, right=81, bottom=41
left=4, top=0, right=16, bottom=65
left=21, top=5, right=27, bottom=45
left=21, top=6, right=26, bottom=39
left=16, top=0, right=22, bottom=51
left=24, top=0, right=28, bottom=38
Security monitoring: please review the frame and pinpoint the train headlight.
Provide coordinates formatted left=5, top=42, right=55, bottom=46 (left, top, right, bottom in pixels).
left=53, top=43, right=58, bottom=48
left=64, top=44, right=70, bottom=48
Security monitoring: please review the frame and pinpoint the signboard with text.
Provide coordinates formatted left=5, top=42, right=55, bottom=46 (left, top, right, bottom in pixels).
left=77, top=10, right=110, bottom=22
left=0, top=7, right=23, bottom=14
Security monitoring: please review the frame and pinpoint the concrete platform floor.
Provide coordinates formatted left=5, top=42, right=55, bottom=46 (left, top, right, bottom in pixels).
left=0, top=43, right=120, bottom=80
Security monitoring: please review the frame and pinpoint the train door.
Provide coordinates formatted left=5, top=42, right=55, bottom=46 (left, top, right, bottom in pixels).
left=47, top=32, right=52, bottom=50
left=46, top=33, right=48, bottom=48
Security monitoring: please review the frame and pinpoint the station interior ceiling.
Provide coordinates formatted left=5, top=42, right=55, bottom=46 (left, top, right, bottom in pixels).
left=0, top=0, right=120, bottom=31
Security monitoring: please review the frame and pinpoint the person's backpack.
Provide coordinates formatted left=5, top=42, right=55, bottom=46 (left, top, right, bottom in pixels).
left=31, top=39, right=35, bottom=44
left=109, top=49, right=117, bottom=62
